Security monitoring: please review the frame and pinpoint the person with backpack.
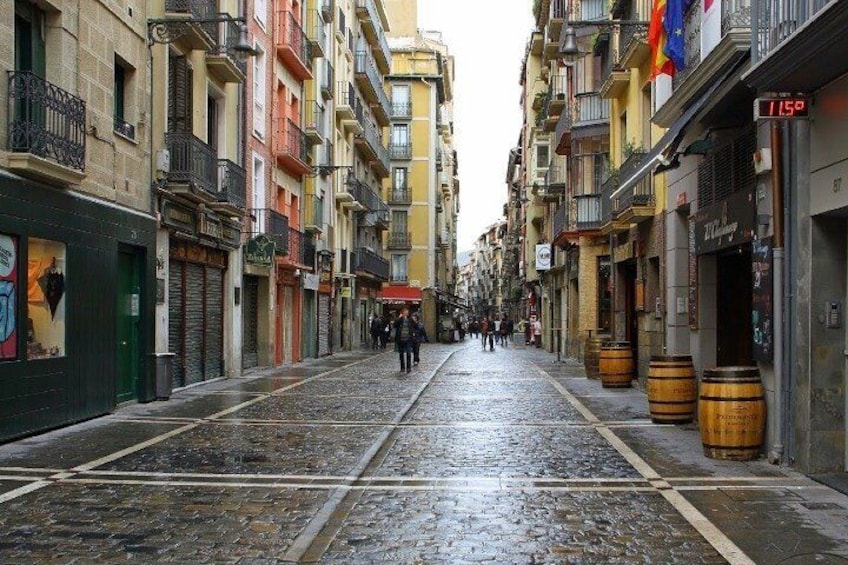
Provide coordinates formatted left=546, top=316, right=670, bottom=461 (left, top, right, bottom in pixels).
left=394, top=308, right=417, bottom=373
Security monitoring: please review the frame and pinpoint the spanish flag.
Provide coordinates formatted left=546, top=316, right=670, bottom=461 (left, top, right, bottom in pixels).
left=648, top=0, right=674, bottom=79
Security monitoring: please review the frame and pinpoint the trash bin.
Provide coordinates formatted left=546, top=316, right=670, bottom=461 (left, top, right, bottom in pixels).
left=153, top=353, right=175, bottom=400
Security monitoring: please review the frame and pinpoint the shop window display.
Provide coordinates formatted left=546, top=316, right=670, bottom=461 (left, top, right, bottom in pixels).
left=27, top=239, right=66, bottom=359
left=0, top=234, right=18, bottom=361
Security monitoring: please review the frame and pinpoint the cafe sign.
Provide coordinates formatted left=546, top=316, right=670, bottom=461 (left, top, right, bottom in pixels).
left=161, top=201, right=195, bottom=233
left=694, top=188, right=756, bottom=255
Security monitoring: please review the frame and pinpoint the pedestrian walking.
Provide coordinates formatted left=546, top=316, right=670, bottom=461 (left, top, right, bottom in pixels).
left=394, top=308, right=416, bottom=373
left=411, top=313, right=423, bottom=366
left=380, top=314, right=390, bottom=349
left=370, top=312, right=383, bottom=350
left=481, top=315, right=494, bottom=351
left=533, top=317, right=542, bottom=348
left=493, top=317, right=502, bottom=344
left=506, top=318, right=514, bottom=346
left=500, top=316, right=509, bottom=347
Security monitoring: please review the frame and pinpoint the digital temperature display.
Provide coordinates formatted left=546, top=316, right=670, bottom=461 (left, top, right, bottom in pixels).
left=755, top=97, right=811, bottom=119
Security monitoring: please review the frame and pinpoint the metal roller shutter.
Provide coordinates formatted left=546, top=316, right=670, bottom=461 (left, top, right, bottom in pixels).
left=168, top=261, right=185, bottom=387
left=318, top=294, right=330, bottom=356
left=184, top=262, right=205, bottom=385
left=204, top=266, right=224, bottom=379
left=242, top=276, right=259, bottom=369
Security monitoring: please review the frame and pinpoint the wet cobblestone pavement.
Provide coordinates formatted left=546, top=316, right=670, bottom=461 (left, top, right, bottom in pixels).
left=0, top=344, right=847, bottom=563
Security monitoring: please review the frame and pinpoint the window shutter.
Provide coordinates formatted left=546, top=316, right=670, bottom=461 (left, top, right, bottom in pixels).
left=168, top=53, right=193, bottom=133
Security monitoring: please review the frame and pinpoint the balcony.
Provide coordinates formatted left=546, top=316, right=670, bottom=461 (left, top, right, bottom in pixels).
left=303, top=193, right=324, bottom=233
left=249, top=208, right=289, bottom=255
left=656, top=0, right=751, bottom=127
left=306, top=9, right=327, bottom=59
left=388, top=187, right=412, bottom=205
left=274, top=118, right=312, bottom=176
left=553, top=202, right=571, bottom=242
left=355, top=0, right=392, bottom=73
left=355, top=247, right=390, bottom=280
left=320, top=60, right=334, bottom=100
left=285, top=226, right=315, bottom=268
left=206, top=16, right=248, bottom=83
left=573, top=92, right=610, bottom=131
left=354, top=50, right=391, bottom=126
left=618, top=22, right=650, bottom=69
left=321, top=0, right=334, bottom=22
left=547, top=0, right=567, bottom=45
left=335, top=82, right=363, bottom=134
left=336, top=172, right=366, bottom=210
left=162, top=0, right=216, bottom=50
left=599, top=43, right=630, bottom=99
left=749, top=0, right=846, bottom=92
left=275, top=10, right=312, bottom=81
left=211, top=159, right=247, bottom=215
left=389, top=142, right=412, bottom=160
left=163, top=132, right=217, bottom=200
left=114, top=117, right=136, bottom=141
left=354, top=119, right=390, bottom=177
left=391, top=100, right=412, bottom=120
left=358, top=183, right=391, bottom=231
left=387, top=232, right=412, bottom=250
left=554, top=103, right=574, bottom=155
left=303, top=101, right=325, bottom=145
left=547, top=74, right=568, bottom=116
left=600, top=173, right=628, bottom=234
left=6, top=71, right=86, bottom=185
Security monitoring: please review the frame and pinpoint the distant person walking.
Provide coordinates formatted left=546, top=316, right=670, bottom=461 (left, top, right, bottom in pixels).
left=370, top=312, right=383, bottom=350
left=411, top=313, right=424, bottom=366
left=500, top=316, right=509, bottom=348
left=394, top=308, right=416, bottom=373
left=481, top=315, right=494, bottom=351
left=493, top=317, right=502, bottom=344
left=533, top=317, right=543, bottom=348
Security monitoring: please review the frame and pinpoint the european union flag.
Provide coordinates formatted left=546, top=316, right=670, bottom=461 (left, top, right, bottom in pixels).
left=663, top=0, right=692, bottom=72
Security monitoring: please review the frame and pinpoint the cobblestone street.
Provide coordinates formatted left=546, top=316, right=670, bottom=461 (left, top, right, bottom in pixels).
left=1, top=342, right=847, bottom=564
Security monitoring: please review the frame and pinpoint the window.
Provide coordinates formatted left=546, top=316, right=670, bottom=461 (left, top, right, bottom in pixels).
left=253, top=154, right=266, bottom=230
left=254, top=0, right=267, bottom=28
left=27, top=238, right=66, bottom=359
left=392, top=210, right=408, bottom=232
left=0, top=234, right=19, bottom=361
left=393, top=167, right=408, bottom=189
left=253, top=45, right=266, bottom=138
left=536, top=144, right=549, bottom=170
left=391, top=124, right=409, bottom=146
left=391, top=255, right=408, bottom=282
left=113, top=56, right=136, bottom=139
left=391, top=85, right=410, bottom=116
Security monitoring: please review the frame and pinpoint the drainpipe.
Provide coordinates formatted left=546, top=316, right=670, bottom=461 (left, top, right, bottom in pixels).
left=768, top=120, right=785, bottom=464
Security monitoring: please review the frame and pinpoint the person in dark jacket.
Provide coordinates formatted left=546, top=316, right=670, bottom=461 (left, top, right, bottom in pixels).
left=370, top=313, right=383, bottom=350
left=394, top=308, right=417, bottom=373
left=411, top=313, right=424, bottom=365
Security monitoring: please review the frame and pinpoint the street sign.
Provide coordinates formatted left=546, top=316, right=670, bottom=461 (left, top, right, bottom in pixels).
left=755, top=96, right=810, bottom=120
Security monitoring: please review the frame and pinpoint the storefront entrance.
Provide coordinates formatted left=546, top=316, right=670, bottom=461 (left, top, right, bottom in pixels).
left=242, top=275, right=259, bottom=370
left=116, top=249, right=142, bottom=402
left=717, top=247, right=753, bottom=366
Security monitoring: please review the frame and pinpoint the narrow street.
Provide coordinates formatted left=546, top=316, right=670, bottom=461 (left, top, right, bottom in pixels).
left=0, top=342, right=846, bottom=564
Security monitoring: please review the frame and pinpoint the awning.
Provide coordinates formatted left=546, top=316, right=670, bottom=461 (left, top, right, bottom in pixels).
left=611, top=57, right=748, bottom=201
left=378, top=286, right=422, bottom=304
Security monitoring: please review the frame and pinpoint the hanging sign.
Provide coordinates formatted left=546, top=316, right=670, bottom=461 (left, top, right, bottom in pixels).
left=535, top=244, right=552, bottom=271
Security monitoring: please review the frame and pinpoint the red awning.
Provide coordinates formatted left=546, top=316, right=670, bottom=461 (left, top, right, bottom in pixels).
left=378, top=286, right=422, bottom=304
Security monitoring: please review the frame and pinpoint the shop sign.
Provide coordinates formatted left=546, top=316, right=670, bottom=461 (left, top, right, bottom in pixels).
left=222, top=223, right=241, bottom=248
left=340, top=287, right=351, bottom=298
left=245, top=235, right=275, bottom=267
left=198, top=211, right=223, bottom=240
left=535, top=244, right=552, bottom=271
left=302, top=273, right=320, bottom=291
left=161, top=201, right=195, bottom=233
left=694, top=189, right=755, bottom=255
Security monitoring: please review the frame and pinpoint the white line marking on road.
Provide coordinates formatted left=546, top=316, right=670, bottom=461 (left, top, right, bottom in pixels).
left=0, top=480, right=51, bottom=504
left=537, top=366, right=756, bottom=565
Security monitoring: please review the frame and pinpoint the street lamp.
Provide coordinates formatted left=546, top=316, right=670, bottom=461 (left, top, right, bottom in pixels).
left=148, top=15, right=259, bottom=57
left=558, top=19, right=649, bottom=61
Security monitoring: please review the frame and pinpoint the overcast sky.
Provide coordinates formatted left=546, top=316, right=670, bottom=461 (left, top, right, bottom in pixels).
left=417, top=1, right=535, bottom=252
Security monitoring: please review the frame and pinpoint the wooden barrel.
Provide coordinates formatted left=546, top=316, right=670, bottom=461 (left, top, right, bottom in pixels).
left=698, top=366, right=766, bottom=461
left=583, top=335, right=605, bottom=379
left=599, top=342, right=633, bottom=388
left=647, top=355, right=697, bottom=424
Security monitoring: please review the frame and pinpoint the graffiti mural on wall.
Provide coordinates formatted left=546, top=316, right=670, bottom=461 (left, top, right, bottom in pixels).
left=0, top=234, right=17, bottom=360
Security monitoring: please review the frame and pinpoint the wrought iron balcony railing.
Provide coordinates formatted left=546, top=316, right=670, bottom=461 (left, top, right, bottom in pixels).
left=320, top=60, right=334, bottom=100
left=600, top=173, right=619, bottom=225
left=276, top=10, right=311, bottom=72
left=165, top=132, right=217, bottom=196
left=7, top=71, right=86, bottom=171
left=355, top=247, right=390, bottom=280
left=358, top=118, right=390, bottom=171
left=114, top=117, right=136, bottom=140
left=553, top=202, right=570, bottom=238
left=388, top=187, right=412, bottom=205
left=165, top=0, right=216, bottom=40
left=354, top=177, right=388, bottom=214
left=304, top=100, right=326, bottom=140
left=304, top=193, right=324, bottom=229
left=355, top=0, right=392, bottom=71
left=354, top=50, right=391, bottom=119
left=387, top=232, right=412, bottom=249
left=570, top=0, right=608, bottom=21
left=391, top=101, right=412, bottom=119
left=286, top=226, right=315, bottom=267
left=754, top=0, right=828, bottom=61
left=389, top=143, right=412, bottom=160
left=249, top=208, right=289, bottom=255
left=306, top=9, right=327, bottom=58
left=275, top=118, right=310, bottom=167
left=217, top=159, right=246, bottom=209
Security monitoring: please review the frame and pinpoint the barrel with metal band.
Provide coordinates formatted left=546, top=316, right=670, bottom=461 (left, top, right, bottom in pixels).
left=698, top=366, right=766, bottom=460
left=646, top=355, right=697, bottom=424
left=598, top=341, right=634, bottom=388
